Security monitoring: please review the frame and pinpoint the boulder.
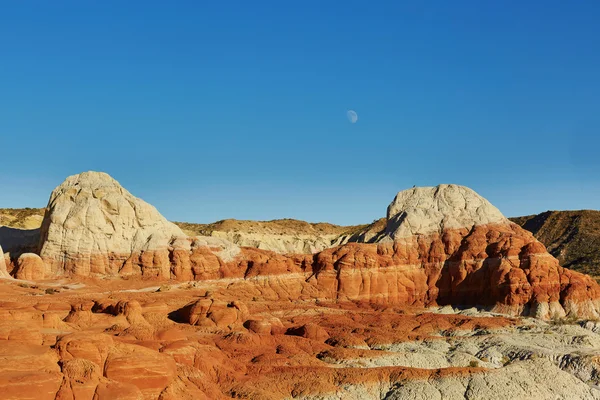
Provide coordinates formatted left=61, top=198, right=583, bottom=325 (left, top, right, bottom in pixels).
left=15, top=253, right=47, bottom=280
left=285, top=323, right=330, bottom=342
left=244, top=317, right=285, bottom=335
left=56, top=333, right=114, bottom=370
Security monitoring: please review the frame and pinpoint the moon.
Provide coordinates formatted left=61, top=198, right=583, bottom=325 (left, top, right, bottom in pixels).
left=347, top=110, right=358, bottom=124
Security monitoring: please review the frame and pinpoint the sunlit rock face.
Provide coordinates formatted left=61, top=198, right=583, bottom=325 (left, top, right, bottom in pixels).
left=35, top=171, right=308, bottom=282
left=311, top=184, right=600, bottom=320
left=38, top=171, right=186, bottom=278
left=32, top=174, right=600, bottom=320
left=382, top=184, right=507, bottom=240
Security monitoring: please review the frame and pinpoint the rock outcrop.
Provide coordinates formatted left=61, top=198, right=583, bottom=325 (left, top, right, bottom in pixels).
left=173, top=297, right=249, bottom=329
left=35, top=171, right=314, bottom=282
left=38, top=171, right=186, bottom=278
left=3, top=176, right=600, bottom=399
left=311, top=184, right=600, bottom=319
left=15, top=253, right=46, bottom=280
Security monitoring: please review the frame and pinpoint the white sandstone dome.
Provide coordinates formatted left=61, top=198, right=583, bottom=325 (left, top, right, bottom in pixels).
left=38, top=171, right=185, bottom=276
left=383, top=184, right=507, bottom=240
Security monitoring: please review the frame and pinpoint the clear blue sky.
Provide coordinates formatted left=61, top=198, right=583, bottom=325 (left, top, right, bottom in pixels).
left=1, top=1, right=599, bottom=225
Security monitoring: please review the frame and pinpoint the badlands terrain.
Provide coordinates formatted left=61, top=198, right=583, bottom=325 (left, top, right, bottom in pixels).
left=1, top=171, right=600, bottom=399
left=4, top=206, right=599, bottom=277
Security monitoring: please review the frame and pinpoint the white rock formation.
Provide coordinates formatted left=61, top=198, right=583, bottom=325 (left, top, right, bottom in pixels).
left=383, top=184, right=507, bottom=240
left=38, top=171, right=186, bottom=277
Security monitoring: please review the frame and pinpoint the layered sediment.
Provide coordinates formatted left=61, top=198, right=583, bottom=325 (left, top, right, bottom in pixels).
left=5, top=173, right=599, bottom=319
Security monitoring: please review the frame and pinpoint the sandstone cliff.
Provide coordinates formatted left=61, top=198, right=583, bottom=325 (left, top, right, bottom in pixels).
left=382, top=185, right=506, bottom=239
left=3, top=177, right=600, bottom=399
left=5, top=204, right=600, bottom=275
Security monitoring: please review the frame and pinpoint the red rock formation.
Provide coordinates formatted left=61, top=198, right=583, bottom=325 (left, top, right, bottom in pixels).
left=172, top=297, right=250, bottom=329
left=168, top=242, right=312, bottom=281
left=285, top=324, right=330, bottom=342
left=311, top=223, right=600, bottom=319
left=15, top=253, right=46, bottom=280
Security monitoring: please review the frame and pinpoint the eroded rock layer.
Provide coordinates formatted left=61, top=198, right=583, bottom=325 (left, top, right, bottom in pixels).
left=312, top=223, right=600, bottom=319
left=38, top=172, right=186, bottom=278
left=26, top=174, right=600, bottom=319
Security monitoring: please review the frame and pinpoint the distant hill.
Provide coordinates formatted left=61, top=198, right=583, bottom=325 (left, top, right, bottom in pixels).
left=0, top=208, right=44, bottom=229
left=510, top=210, right=600, bottom=277
left=174, top=218, right=366, bottom=237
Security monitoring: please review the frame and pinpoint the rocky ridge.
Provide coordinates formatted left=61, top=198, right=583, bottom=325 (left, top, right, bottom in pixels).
left=176, top=218, right=367, bottom=254
left=4, top=203, right=600, bottom=280
left=2, top=173, right=598, bottom=321
left=511, top=210, right=600, bottom=277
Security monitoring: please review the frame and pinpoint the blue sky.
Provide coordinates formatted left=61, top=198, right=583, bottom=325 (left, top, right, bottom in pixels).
left=1, top=1, right=599, bottom=224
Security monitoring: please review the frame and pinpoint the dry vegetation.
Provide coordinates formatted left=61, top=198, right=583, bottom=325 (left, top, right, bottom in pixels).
left=173, top=218, right=371, bottom=237
left=510, top=210, right=600, bottom=277
left=0, top=207, right=45, bottom=229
